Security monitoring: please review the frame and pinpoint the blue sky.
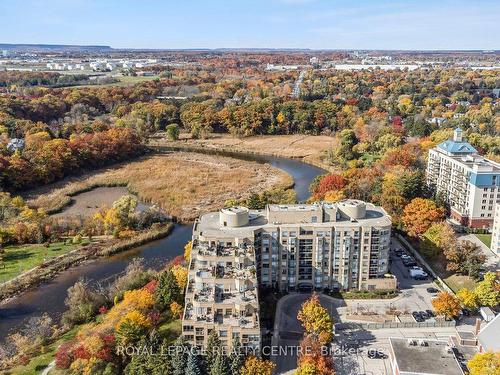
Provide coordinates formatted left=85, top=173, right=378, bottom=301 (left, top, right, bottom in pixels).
left=1, top=0, right=498, bottom=50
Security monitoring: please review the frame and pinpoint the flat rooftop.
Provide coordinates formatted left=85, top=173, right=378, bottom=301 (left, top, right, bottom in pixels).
left=268, top=204, right=321, bottom=212
left=195, top=202, right=391, bottom=237
left=389, top=338, right=463, bottom=375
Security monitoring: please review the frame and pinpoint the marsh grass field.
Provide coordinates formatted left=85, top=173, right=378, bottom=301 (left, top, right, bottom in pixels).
left=28, top=152, right=293, bottom=221
left=153, top=133, right=338, bottom=170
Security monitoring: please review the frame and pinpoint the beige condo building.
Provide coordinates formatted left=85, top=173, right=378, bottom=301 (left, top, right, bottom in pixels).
left=182, top=200, right=393, bottom=351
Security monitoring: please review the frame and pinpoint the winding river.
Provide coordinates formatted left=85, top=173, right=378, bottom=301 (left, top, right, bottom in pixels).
left=0, top=153, right=325, bottom=338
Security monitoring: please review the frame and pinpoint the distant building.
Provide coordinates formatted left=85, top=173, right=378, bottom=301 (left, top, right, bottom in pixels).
left=265, top=63, right=299, bottom=71
left=426, top=128, right=500, bottom=228
left=310, top=56, right=319, bottom=67
left=429, top=116, right=446, bottom=126
left=7, top=138, right=25, bottom=152
left=388, top=338, right=464, bottom=375
left=492, top=204, right=500, bottom=256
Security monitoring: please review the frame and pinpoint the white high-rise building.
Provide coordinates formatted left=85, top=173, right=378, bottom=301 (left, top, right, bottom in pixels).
left=427, top=128, right=500, bottom=228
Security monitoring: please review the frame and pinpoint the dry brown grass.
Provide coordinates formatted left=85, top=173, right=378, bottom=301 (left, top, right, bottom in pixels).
left=152, top=133, right=337, bottom=170
left=28, top=152, right=292, bottom=221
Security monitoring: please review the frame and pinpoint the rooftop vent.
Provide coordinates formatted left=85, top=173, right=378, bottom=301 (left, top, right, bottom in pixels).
left=418, top=340, right=428, bottom=347
left=408, top=339, right=417, bottom=346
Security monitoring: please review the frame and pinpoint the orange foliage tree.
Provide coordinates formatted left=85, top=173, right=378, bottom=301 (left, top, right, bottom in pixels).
left=402, top=198, right=445, bottom=237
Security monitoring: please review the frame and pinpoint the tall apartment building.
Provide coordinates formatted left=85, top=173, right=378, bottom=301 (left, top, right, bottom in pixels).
left=427, top=128, right=500, bottom=228
left=491, top=204, right=500, bottom=257
left=182, top=200, right=393, bottom=351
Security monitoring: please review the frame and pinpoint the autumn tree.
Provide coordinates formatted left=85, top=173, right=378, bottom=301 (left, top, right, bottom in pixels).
left=171, top=264, right=188, bottom=291
left=297, top=293, right=333, bottom=345
left=240, top=356, right=275, bottom=375
left=170, top=301, right=184, bottom=319
left=311, top=173, right=346, bottom=201
left=467, top=351, right=500, bottom=375
left=474, top=272, right=499, bottom=307
left=444, top=241, right=486, bottom=277
left=402, top=198, right=445, bottom=238
left=115, top=310, right=151, bottom=345
left=184, top=240, right=192, bottom=261
left=432, top=292, right=461, bottom=319
left=296, top=334, right=334, bottom=375
left=457, top=288, right=479, bottom=310
left=420, top=221, right=456, bottom=258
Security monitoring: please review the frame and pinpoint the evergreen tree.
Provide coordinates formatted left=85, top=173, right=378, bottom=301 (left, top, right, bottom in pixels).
left=125, top=351, right=171, bottom=375
left=210, top=350, right=229, bottom=375
left=155, top=268, right=182, bottom=309
left=204, top=330, right=222, bottom=371
left=185, top=350, right=203, bottom=375
left=124, top=332, right=170, bottom=375
left=171, top=336, right=189, bottom=375
left=228, top=337, right=245, bottom=374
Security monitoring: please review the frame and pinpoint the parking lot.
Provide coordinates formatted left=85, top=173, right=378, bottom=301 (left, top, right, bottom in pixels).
left=271, top=236, right=455, bottom=374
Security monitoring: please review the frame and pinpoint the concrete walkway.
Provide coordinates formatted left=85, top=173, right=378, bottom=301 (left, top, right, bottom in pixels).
left=40, top=360, right=55, bottom=375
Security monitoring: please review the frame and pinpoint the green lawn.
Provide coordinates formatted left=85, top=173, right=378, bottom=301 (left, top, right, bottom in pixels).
left=474, top=234, right=492, bottom=249
left=443, top=274, right=478, bottom=294
left=158, top=319, right=182, bottom=344
left=9, top=326, right=80, bottom=375
left=0, top=241, right=89, bottom=284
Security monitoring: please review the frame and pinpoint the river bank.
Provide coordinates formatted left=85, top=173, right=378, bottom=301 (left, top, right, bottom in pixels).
left=0, top=224, right=174, bottom=303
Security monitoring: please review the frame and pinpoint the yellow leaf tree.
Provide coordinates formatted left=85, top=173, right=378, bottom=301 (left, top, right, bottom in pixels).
left=457, top=288, right=479, bottom=310
left=240, top=356, right=275, bottom=375
left=467, top=351, right=500, bottom=375
left=184, top=240, right=192, bottom=261
left=170, top=301, right=184, bottom=319
left=297, top=294, right=333, bottom=344
left=172, top=265, right=188, bottom=291
left=323, top=190, right=345, bottom=203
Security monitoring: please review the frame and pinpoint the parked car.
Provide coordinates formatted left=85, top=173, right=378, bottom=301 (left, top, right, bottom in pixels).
left=367, top=349, right=387, bottom=359
left=419, top=311, right=429, bottom=319
left=412, top=272, right=428, bottom=280
left=404, top=260, right=418, bottom=268
left=425, top=309, right=435, bottom=317
left=409, top=266, right=423, bottom=271
left=426, top=287, right=438, bottom=294
left=412, top=311, right=425, bottom=322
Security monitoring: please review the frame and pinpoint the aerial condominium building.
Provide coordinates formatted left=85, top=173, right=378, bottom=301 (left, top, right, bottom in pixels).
left=182, top=200, right=393, bottom=351
left=427, top=128, right=500, bottom=229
